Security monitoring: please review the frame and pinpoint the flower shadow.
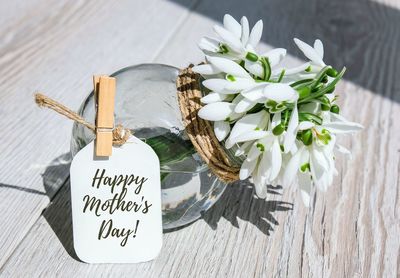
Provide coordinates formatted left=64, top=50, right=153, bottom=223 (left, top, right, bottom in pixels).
left=202, top=181, right=293, bottom=235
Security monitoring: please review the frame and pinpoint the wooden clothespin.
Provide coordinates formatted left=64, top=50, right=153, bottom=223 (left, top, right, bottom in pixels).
left=94, top=75, right=116, bottom=157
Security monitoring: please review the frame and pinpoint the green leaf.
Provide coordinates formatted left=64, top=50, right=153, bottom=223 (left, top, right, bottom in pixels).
left=260, top=57, right=271, bottom=81
left=299, top=67, right=346, bottom=104
left=299, top=112, right=323, bottom=125
left=290, top=79, right=313, bottom=89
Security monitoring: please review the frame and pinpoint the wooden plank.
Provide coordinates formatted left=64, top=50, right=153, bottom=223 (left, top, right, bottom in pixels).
left=2, top=82, right=398, bottom=278
left=0, top=0, right=197, bottom=268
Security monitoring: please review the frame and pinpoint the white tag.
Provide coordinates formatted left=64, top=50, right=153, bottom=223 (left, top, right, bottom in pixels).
left=70, top=136, right=163, bottom=263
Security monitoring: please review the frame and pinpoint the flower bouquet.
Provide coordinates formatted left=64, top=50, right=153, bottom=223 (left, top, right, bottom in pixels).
left=193, top=14, right=363, bottom=205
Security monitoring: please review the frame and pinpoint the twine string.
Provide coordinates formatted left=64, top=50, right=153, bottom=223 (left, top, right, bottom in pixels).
left=176, top=66, right=240, bottom=183
left=34, top=93, right=131, bottom=145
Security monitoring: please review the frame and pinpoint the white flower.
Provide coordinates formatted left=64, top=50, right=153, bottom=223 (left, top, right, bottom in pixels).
left=283, top=113, right=363, bottom=205
left=195, top=57, right=257, bottom=94
left=224, top=110, right=269, bottom=149
left=211, top=14, right=263, bottom=59
left=294, top=38, right=325, bottom=67
left=239, top=113, right=283, bottom=197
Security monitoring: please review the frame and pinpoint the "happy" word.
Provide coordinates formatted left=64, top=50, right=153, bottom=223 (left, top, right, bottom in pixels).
left=91, top=168, right=148, bottom=194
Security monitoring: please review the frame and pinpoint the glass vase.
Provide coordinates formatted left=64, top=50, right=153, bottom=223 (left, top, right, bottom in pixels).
left=70, top=64, right=228, bottom=230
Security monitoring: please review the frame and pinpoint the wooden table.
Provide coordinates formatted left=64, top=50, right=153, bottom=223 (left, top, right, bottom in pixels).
left=0, top=0, right=399, bottom=277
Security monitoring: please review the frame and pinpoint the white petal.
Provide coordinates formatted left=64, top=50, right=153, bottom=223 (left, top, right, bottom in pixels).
left=240, top=16, right=249, bottom=45
left=299, top=73, right=318, bottom=79
left=283, top=147, right=305, bottom=186
left=294, top=38, right=324, bottom=66
left=198, top=102, right=235, bottom=121
left=235, top=98, right=256, bottom=113
left=202, top=79, right=229, bottom=92
left=241, top=84, right=266, bottom=102
left=247, top=143, right=262, bottom=161
left=214, top=121, right=231, bottom=141
left=263, top=48, right=286, bottom=67
left=227, top=111, right=244, bottom=121
left=228, top=110, right=269, bottom=139
left=269, top=139, right=282, bottom=180
left=310, top=146, right=330, bottom=191
left=213, top=25, right=243, bottom=52
left=258, top=150, right=272, bottom=181
left=207, top=56, right=251, bottom=78
left=247, top=20, right=263, bottom=47
left=235, top=140, right=254, bottom=156
left=224, top=78, right=255, bottom=90
left=271, top=112, right=281, bottom=129
left=223, top=14, right=241, bottom=38
left=257, top=135, right=275, bottom=150
left=232, top=94, right=244, bottom=104
left=283, top=103, right=299, bottom=153
left=298, top=121, right=315, bottom=130
left=201, top=93, right=228, bottom=104
left=263, top=83, right=299, bottom=102
left=313, top=39, right=324, bottom=59
left=192, top=64, right=221, bottom=75
left=253, top=166, right=268, bottom=198
left=283, top=62, right=310, bottom=75
left=244, top=59, right=264, bottom=78
left=226, top=110, right=269, bottom=149
left=233, top=130, right=269, bottom=144
left=239, top=158, right=258, bottom=180
left=323, top=122, right=363, bottom=134
left=198, top=37, right=220, bottom=52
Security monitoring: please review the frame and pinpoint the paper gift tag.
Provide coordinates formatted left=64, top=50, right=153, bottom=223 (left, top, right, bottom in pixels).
left=70, top=135, right=162, bottom=263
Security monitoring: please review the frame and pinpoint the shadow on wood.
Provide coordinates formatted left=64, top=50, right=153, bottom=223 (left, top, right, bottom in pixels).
left=169, top=0, right=400, bottom=103
left=0, top=183, right=46, bottom=196
left=202, top=181, right=293, bottom=235
left=40, top=153, right=81, bottom=261
left=42, top=181, right=81, bottom=262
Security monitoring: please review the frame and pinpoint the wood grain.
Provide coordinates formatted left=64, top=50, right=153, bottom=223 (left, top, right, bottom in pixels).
left=0, top=0, right=399, bottom=277
left=0, top=0, right=197, bottom=269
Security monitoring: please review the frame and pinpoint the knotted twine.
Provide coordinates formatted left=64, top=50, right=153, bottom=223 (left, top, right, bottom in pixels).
left=34, top=93, right=131, bottom=145
left=176, top=65, right=240, bottom=183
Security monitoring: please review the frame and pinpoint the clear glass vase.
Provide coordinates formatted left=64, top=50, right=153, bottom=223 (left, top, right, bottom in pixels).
left=70, top=64, right=228, bottom=230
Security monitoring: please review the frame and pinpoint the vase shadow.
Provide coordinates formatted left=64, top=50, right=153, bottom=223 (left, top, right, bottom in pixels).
left=42, top=180, right=82, bottom=262
left=202, top=181, right=293, bottom=236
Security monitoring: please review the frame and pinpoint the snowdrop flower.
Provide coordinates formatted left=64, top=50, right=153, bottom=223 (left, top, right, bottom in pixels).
left=206, top=15, right=263, bottom=59
left=194, top=15, right=266, bottom=76
left=293, top=38, right=329, bottom=78
left=239, top=113, right=283, bottom=197
left=194, top=56, right=257, bottom=94
left=283, top=114, right=363, bottom=205
left=294, top=38, right=325, bottom=67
